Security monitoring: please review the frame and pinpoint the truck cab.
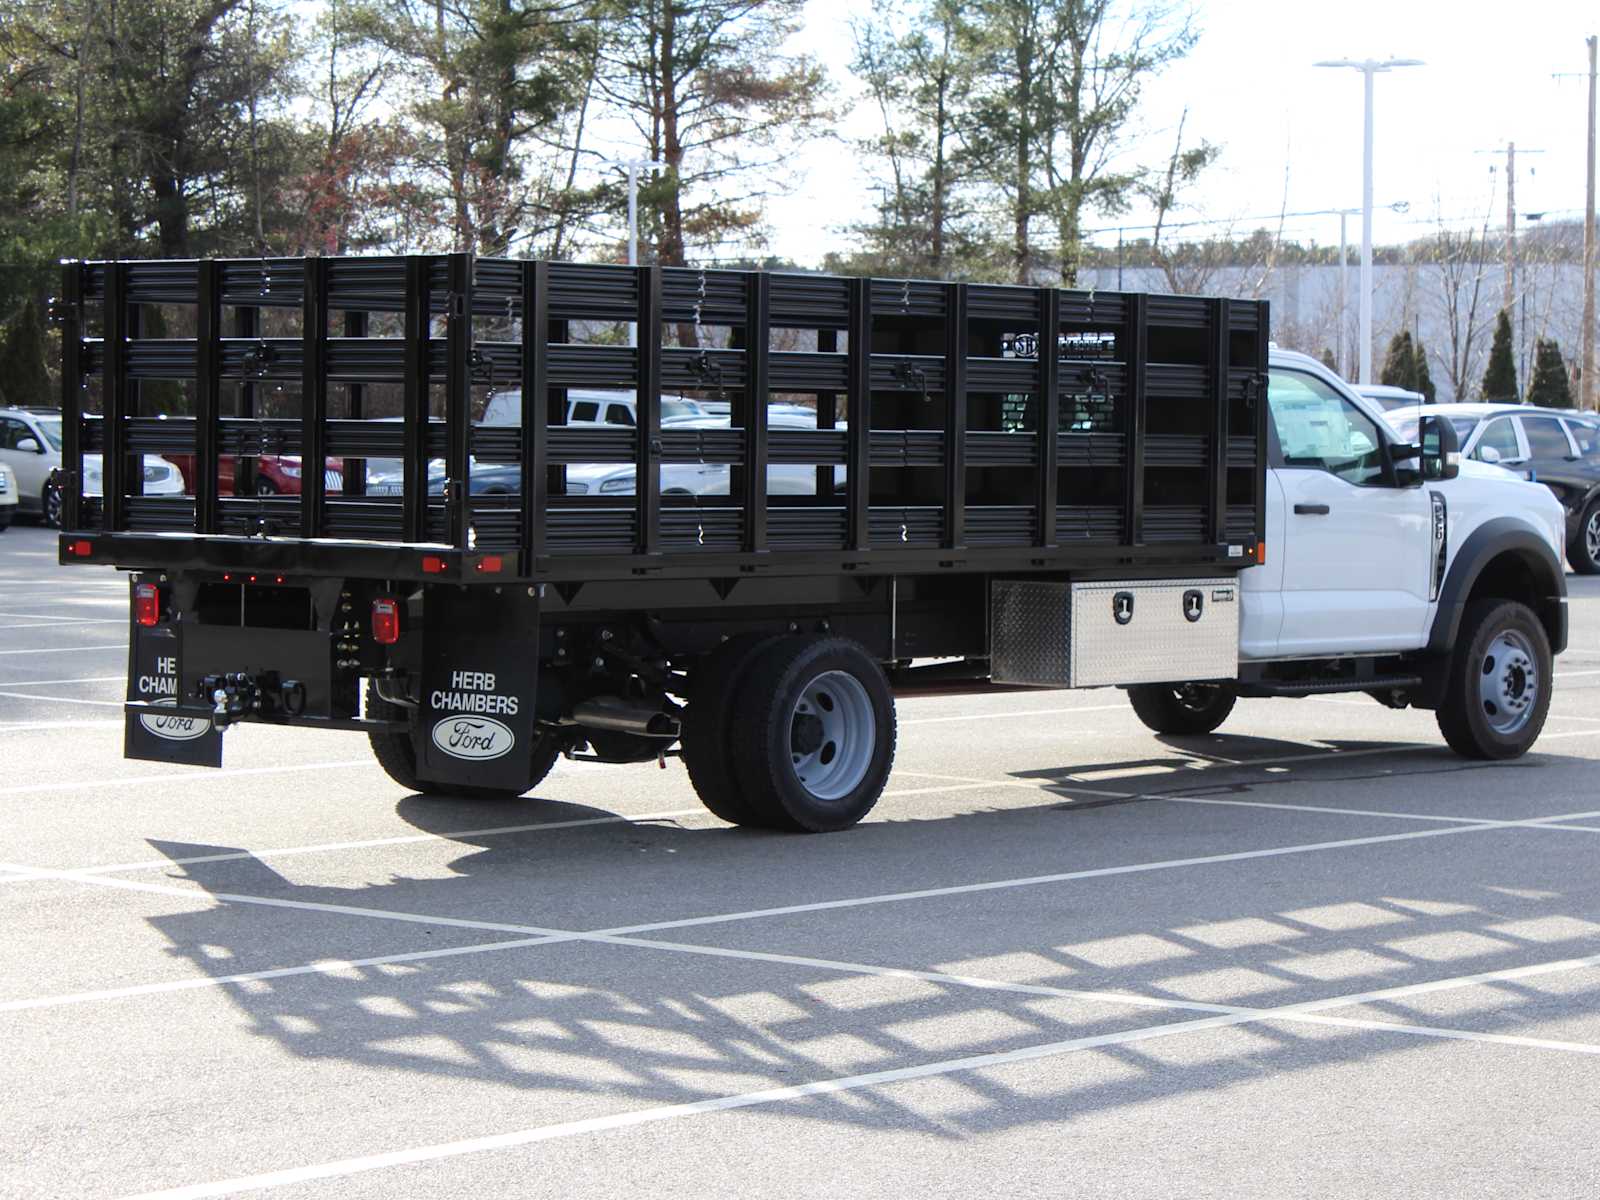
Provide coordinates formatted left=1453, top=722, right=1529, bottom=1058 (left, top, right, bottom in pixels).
left=1127, top=349, right=1568, bottom=760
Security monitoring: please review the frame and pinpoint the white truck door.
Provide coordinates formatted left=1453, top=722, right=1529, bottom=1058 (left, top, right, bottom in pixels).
left=1267, top=367, right=1432, bottom=656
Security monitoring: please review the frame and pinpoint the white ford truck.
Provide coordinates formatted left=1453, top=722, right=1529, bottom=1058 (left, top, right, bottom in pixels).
left=60, top=255, right=1567, bottom=834
left=1123, top=348, right=1567, bottom=762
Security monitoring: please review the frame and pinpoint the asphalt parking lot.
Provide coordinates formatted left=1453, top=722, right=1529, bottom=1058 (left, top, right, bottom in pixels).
left=2, top=519, right=1599, bottom=1198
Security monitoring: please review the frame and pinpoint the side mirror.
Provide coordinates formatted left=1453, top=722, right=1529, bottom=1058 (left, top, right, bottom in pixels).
left=1388, top=440, right=1423, bottom=488
left=1478, top=444, right=1502, bottom=465
left=16, top=435, right=42, bottom=454
left=1420, top=414, right=1460, bottom=482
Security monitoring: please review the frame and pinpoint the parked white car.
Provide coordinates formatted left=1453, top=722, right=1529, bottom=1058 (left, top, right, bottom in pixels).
left=0, top=461, right=17, bottom=530
left=0, top=406, right=184, bottom=526
left=564, top=404, right=845, bottom=497
left=482, top=388, right=707, bottom=427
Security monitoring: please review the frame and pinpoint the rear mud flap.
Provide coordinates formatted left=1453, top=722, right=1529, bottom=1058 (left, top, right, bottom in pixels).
left=415, top=587, right=540, bottom=792
left=125, top=622, right=222, bottom=767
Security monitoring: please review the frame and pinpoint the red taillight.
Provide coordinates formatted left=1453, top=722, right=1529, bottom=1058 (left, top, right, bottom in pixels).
left=474, top=554, right=504, bottom=574
left=421, top=555, right=447, bottom=575
left=66, top=539, right=92, bottom=558
left=134, top=582, right=160, bottom=627
left=372, top=598, right=401, bottom=645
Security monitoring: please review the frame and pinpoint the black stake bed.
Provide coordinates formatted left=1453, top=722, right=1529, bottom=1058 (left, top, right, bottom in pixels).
left=55, top=255, right=1267, bottom=585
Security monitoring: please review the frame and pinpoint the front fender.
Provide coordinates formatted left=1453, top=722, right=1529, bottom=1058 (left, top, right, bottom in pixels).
left=1427, top=517, right=1567, bottom=656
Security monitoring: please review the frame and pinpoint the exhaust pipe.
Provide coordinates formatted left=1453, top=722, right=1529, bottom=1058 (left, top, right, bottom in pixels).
left=571, top=696, right=680, bottom=739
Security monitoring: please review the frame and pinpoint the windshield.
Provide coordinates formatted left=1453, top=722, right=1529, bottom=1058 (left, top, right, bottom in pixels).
left=660, top=398, right=703, bottom=421
left=35, top=417, right=63, bottom=451
left=1390, top=414, right=1477, bottom=445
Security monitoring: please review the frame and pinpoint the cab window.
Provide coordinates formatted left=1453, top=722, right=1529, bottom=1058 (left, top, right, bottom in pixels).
left=1266, top=369, right=1386, bottom=485
left=1521, top=417, right=1573, bottom=461
left=569, top=401, right=600, bottom=423
left=1564, top=419, right=1600, bottom=460
left=1473, top=417, right=1520, bottom=463
left=605, top=404, right=635, bottom=426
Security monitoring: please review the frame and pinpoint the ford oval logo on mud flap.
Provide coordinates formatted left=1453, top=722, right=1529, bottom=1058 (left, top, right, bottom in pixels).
left=138, top=697, right=211, bottom=742
left=431, top=715, right=515, bottom=761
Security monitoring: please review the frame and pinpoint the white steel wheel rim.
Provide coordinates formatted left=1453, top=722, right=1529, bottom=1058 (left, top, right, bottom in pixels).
left=1479, top=628, right=1538, bottom=735
left=1586, top=510, right=1600, bottom=563
left=1173, top=683, right=1221, bottom=712
left=788, top=670, right=875, bottom=801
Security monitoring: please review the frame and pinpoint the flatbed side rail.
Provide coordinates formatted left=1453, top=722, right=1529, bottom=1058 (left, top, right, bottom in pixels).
left=57, top=255, right=1269, bottom=582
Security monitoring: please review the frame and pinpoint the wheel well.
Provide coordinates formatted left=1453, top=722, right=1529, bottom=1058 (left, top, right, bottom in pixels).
left=1464, top=549, right=1562, bottom=648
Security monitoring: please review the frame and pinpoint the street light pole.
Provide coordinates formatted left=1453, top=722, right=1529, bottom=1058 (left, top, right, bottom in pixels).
left=1338, top=209, right=1351, bottom=378
left=1315, top=57, right=1424, bottom=386
left=608, top=157, right=668, bottom=347
left=616, top=158, right=668, bottom=267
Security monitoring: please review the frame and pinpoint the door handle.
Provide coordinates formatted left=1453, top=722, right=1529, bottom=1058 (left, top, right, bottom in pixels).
left=1293, top=503, right=1331, bottom=515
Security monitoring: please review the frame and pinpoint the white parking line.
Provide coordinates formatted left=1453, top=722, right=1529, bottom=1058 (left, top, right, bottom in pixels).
left=0, top=690, right=123, bottom=707
left=0, top=719, right=121, bottom=734
left=14, top=807, right=1600, bottom=946
left=0, top=643, right=125, bottom=656
left=901, top=703, right=1127, bottom=725
left=0, top=675, right=122, bottom=688
left=0, top=759, right=371, bottom=798
left=114, top=949, right=1600, bottom=1200
left=52, top=806, right=706, bottom=877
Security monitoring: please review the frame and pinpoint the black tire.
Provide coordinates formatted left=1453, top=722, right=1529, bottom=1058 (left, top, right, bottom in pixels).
left=680, top=634, right=781, bottom=825
left=255, top=477, right=279, bottom=497
left=0, top=513, right=11, bottom=532
left=1436, top=599, right=1552, bottom=760
left=728, top=636, right=896, bottom=833
left=41, top=481, right=61, bottom=528
left=1126, top=682, right=1237, bottom=736
left=1569, top=500, right=1600, bottom=575
left=365, top=681, right=559, bottom=798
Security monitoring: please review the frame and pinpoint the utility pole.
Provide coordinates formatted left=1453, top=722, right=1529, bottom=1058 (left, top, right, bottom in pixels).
left=1505, top=142, right=1516, bottom=315
left=1585, top=36, right=1597, bottom=411
left=1477, top=141, right=1545, bottom=392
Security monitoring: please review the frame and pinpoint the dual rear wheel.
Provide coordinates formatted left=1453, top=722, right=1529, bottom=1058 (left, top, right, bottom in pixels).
left=682, top=635, right=897, bottom=832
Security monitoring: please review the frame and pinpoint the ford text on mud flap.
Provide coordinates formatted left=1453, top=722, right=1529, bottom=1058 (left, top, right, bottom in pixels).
left=126, top=606, right=222, bottom=767
left=415, top=588, right=541, bottom=793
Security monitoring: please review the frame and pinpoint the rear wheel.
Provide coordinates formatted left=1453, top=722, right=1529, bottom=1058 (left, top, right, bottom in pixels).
left=1569, top=500, right=1600, bottom=575
left=365, top=681, right=559, bottom=798
left=680, top=634, right=780, bottom=825
left=1436, top=599, right=1551, bottom=760
left=255, top=477, right=279, bottom=497
left=728, top=636, right=896, bottom=832
left=1126, top=682, right=1237, bottom=736
left=41, top=481, right=61, bottom=528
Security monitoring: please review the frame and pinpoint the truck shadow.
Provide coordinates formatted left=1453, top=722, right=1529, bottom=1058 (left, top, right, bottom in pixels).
left=136, top=735, right=1600, bottom=1145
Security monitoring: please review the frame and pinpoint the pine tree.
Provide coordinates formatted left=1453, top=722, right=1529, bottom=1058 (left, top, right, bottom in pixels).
left=1481, top=309, right=1518, bottom=402
left=1413, top=339, right=1437, bottom=403
left=0, top=300, right=53, bottom=407
left=1526, top=338, right=1573, bottom=408
left=1380, top=330, right=1416, bottom=389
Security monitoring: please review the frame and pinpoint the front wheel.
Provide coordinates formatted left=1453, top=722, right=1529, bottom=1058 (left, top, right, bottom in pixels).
left=1436, top=600, right=1551, bottom=760
left=729, top=636, right=897, bottom=832
left=1569, top=500, right=1600, bottom=575
left=1126, top=682, right=1237, bottom=736
left=42, top=481, right=61, bottom=528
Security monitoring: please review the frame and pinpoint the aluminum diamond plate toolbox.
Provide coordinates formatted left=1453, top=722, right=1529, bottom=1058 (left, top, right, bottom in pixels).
left=992, top=577, right=1239, bottom=688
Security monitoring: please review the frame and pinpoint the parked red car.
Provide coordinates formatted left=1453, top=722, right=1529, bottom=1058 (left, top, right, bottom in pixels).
left=163, top=454, right=344, bottom=497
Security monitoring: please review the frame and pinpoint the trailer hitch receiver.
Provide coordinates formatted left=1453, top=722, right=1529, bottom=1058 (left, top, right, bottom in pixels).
left=198, top=671, right=307, bottom=728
